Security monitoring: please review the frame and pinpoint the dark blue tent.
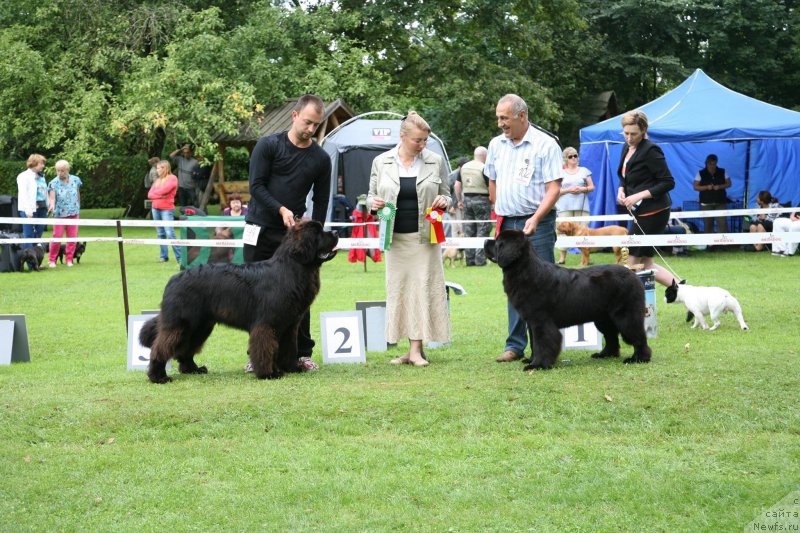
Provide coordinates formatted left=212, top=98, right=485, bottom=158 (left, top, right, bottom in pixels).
left=580, top=69, right=800, bottom=221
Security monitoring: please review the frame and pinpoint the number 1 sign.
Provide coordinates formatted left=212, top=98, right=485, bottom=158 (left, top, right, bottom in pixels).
left=320, top=311, right=366, bottom=364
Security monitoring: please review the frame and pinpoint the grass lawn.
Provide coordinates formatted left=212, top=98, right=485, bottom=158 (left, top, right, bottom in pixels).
left=1, top=210, right=798, bottom=531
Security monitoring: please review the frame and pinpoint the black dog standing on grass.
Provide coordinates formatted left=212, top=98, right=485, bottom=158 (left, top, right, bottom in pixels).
left=484, top=230, right=652, bottom=370
left=18, top=245, right=45, bottom=272
left=139, top=221, right=338, bottom=383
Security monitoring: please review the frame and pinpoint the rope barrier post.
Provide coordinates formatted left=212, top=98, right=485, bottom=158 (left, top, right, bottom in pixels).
left=360, top=204, right=368, bottom=273
left=116, top=221, right=130, bottom=327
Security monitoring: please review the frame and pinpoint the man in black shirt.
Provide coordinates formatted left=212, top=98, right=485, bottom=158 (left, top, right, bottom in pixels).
left=693, top=153, right=731, bottom=234
left=244, top=94, right=332, bottom=371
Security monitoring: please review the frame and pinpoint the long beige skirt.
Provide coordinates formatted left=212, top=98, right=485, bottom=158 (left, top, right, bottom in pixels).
left=385, top=232, right=450, bottom=344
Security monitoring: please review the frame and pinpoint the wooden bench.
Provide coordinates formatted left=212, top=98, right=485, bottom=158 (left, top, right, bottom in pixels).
left=214, top=180, right=251, bottom=207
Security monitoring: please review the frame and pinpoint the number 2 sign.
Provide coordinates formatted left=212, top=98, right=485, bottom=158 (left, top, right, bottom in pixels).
left=320, top=311, right=366, bottom=364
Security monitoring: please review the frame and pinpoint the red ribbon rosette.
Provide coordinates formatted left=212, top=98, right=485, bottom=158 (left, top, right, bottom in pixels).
left=426, top=208, right=446, bottom=244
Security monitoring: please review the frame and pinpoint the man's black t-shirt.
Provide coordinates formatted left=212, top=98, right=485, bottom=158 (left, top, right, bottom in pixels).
left=246, top=131, right=332, bottom=230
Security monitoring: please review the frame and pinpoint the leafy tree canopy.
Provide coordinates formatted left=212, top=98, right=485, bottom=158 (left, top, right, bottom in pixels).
left=0, top=0, right=796, bottom=172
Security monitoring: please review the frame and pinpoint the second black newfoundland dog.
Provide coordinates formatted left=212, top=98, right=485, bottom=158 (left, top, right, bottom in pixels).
left=485, top=230, right=651, bottom=370
left=140, top=221, right=339, bottom=383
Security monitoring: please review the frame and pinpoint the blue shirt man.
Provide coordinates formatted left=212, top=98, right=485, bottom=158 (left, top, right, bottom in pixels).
left=486, top=94, right=563, bottom=363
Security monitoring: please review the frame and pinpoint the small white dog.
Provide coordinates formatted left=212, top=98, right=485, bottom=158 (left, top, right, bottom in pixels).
left=664, top=280, right=748, bottom=331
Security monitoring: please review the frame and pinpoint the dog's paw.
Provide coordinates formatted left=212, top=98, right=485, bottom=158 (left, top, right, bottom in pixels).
left=255, top=370, right=284, bottom=380
left=591, top=351, right=619, bottom=359
left=148, top=375, right=173, bottom=384
left=523, top=362, right=553, bottom=371
left=622, top=356, right=650, bottom=364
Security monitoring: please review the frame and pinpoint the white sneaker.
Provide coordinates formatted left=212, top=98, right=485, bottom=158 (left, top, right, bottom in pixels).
left=49, top=262, right=56, bottom=269
left=66, top=261, right=73, bottom=267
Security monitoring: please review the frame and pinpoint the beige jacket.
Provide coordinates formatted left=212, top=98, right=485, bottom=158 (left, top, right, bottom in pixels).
left=367, top=147, right=451, bottom=244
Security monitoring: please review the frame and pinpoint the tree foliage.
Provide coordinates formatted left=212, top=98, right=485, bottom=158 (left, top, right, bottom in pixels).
left=0, top=0, right=797, bottom=193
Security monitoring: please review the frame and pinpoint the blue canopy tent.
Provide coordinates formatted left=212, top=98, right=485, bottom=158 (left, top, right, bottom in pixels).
left=580, top=69, right=800, bottom=224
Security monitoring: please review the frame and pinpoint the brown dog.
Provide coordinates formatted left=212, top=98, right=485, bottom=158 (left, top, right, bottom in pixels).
left=557, top=221, right=628, bottom=267
left=442, top=247, right=464, bottom=267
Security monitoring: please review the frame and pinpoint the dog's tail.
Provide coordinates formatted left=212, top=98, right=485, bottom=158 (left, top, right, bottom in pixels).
left=139, top=316, right=159, bottom=348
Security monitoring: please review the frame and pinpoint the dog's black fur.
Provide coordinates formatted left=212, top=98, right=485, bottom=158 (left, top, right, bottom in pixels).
left=484, top=230, right=652, bottom=370
left=18, top=245, right=44, bottom=272
left=57, top=242, right=86, bottom=264
left=46, top=242, right=87, bottom=263
left=139, top=221, right=338, bottom=383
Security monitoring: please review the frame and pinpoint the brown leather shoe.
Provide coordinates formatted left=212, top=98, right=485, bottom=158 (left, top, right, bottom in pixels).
left=496, top=350, right=523, bottom=362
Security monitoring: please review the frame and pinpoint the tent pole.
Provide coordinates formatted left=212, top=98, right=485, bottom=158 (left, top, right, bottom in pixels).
left=744, top=140, right=751, bottom=206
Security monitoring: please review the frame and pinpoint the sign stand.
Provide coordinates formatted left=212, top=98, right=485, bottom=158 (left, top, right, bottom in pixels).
left=0, top=314, right=30, bottom=365
left=320, top=311, right=366, bottom=364
left=127, top=314, right=170, bottom=371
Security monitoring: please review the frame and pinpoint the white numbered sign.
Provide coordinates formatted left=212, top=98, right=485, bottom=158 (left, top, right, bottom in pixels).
left=127, top=314, right=170, bottom=371
left=320, top=311, right=366, bottom=364
left=561, top=322, right=603, bottom=351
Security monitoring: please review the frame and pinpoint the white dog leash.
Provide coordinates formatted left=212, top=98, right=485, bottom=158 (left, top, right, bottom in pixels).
left=625, top=206, right=685, bottom=283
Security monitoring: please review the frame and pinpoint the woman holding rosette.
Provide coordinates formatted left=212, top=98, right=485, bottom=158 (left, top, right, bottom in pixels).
left=367, top=112, right=451, bottom=366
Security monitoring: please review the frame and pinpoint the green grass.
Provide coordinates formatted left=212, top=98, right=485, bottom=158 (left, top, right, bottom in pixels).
left=1, top=212, right=798, bottom=531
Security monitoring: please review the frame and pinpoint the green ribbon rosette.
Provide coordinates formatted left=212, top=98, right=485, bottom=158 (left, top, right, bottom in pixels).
left=377, top=202, right=396, bottom=251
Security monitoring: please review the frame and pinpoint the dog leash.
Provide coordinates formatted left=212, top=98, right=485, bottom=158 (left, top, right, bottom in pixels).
left=626, top=206, right=685, bottom=283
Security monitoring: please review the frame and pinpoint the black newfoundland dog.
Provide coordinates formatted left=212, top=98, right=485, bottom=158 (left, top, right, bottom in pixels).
left=139, top=221, right=339, bottom=383
left=484, top=230, right=651, bottom=370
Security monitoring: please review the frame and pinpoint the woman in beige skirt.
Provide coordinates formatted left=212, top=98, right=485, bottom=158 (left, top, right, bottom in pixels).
left=367, top=112, right=451, bottom=366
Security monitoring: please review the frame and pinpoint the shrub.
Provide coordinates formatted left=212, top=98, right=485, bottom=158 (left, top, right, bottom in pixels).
left=0, top=155, right=148, bottom=209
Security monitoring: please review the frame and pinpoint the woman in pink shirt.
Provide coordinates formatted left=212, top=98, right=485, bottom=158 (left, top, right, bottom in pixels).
left=148, top=160, right=182, bottom=264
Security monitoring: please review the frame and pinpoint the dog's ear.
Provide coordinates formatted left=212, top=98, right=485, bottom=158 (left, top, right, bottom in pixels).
left=495, top=231, right=526, bottom=268
left=679, top=279, right=686, bottom=285
left=283, top=221, right=321, bottom=265
left=484, top=239, right=497, bottom=263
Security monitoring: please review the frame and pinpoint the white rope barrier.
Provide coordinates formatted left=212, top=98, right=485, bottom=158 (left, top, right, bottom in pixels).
left=2, top=208, right=799, bottom=249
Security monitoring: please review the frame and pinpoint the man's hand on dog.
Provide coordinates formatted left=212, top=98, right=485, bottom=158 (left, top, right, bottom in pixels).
left=523, top=216, right=539, bottom=235
left=279, top=206, right=296, bottom=227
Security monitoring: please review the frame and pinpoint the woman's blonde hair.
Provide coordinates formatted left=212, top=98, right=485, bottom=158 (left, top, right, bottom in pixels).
left=400, top=111, right=431, bottom=136
left=26, top=154, right=46, bottom=169
left=156, top=160, right=172, bottom=174
left=563, top=147, right=578, bottom=162
left=54, top=159, right=71, bottom=171
left=621, top=110, right=649, bottom=132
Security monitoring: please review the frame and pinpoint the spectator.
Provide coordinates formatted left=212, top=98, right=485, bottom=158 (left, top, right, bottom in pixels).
left=367, top=111, right=451, bottom=366
left=693, top=153, right=731, bottom=236
left=771, top=210, right=800, bottom=257
left=33, top=163, right=50, bottom=243
left=555, top=146, right=594, bottom=264
left=16, top=154, right=46, bottom=249
left=144, top=157, right=160, bottom=189
left=47, top=160, right=82, bottom=268
left=454, top=146, right=491, bottom=266
left=748, top=191, right=780, bottom=252
left=170, top=143, right=200, bottom=207
left=147, top=160, right=181, bottom=264
left=223, top=193, right=248, bottom=217
left=444, top=156, right=468, bottom=238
